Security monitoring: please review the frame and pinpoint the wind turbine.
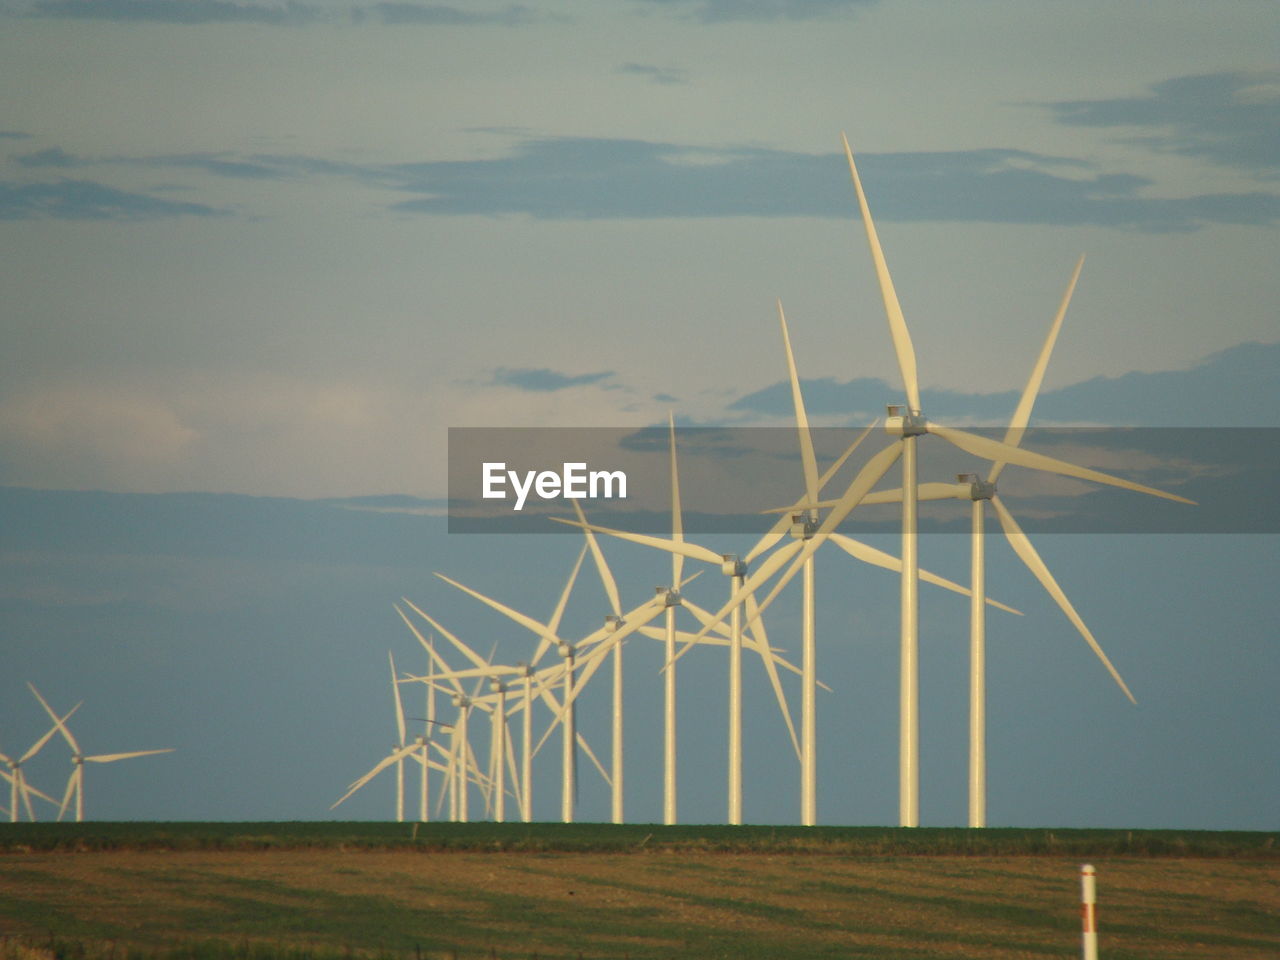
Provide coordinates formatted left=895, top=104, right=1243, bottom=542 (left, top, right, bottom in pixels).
left=1, top=706, right=68, bottom=823
left=433, top=562, right=687, bottom=823
left=392, top=602, right=546, bottom=821
left=838, top=134, right=1195, bottom=826
left=26, top=684, right=172, bottom=823
left=834, top=255, right=1171, bottom=825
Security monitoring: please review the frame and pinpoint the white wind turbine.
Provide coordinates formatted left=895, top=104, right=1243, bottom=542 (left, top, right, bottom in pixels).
left=1, top=700, right=71, bottom=822
left=657, top=312, right=1016, bottom=825
left=26, top=684, right=173, bottom=823
left=769, top=300, right=1024, bottom=824
left=824, top=255, right=1174, bottom=825
left=398, top=586, right=616, bottom=823
left=434, top=560, right=691, bottom=824
left=390, top=603, right=537, bottom=822
left=838, top=134, right=1195, bottom=826
left=420, top=544, right=613, bottom=824
left=554, top=506, right=804, bottom=826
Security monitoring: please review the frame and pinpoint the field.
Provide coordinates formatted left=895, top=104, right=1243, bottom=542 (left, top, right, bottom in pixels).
left=1, top=824, right=1277, bottom=959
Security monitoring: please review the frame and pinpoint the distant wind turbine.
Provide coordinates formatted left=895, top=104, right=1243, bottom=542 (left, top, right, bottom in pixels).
left=27, top=683, right=172, bottom=823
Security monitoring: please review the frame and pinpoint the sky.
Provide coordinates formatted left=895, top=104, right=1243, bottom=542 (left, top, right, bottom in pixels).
left=0, top=0, right=1277, bottom=829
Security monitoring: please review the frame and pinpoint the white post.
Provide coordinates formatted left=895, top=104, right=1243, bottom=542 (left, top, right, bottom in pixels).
left=664, top=603, right=677, bottom=826
left=728, top=573, right=743, bottom=826
left=900, top=433, right=919, bottom=828
left=395, top=749, right=405, bottom=823
left=969, top=498, right=986, bottom=828
left=801, top=554, right=817, bottom=826
left=612, top=639, right=625, bottom=825
left=1081, top=863, right=1098, bottom=960
left=493, top=684, right=507, bottom=823
left=521, top=673, right=533, bottom=822
left=561, top=646, right=576, bottom=824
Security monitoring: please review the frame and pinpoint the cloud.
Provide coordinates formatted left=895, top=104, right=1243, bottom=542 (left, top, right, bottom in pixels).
left=19, top=135, right=1276, bottom=230
left=0, top=131, right=33, bottom=141
left=13, top=146, right=79, bottom=167
left=387, top=136, right=1280, bottom=231
left=0, top=179, right=225, bottom=220
left=491, top=367, right=614, bottom=391
left=634, top=0, right=877, bottom=23
left=367, top=3, right=537, bottom=25
left=618, top=62, right=688, bottom=86
left=1041, top=71, right=1280, bottom=175
left=26, top=0, right=319, bottom=23
left=729, top=340, right=1280, bottom=428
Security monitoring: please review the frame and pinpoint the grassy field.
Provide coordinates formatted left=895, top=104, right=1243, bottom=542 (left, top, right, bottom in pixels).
left=1, top=824, right=1277, bottom=959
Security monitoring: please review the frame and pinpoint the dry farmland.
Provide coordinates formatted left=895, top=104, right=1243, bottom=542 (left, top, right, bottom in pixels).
left=1, top=825, right=1277, bottom=959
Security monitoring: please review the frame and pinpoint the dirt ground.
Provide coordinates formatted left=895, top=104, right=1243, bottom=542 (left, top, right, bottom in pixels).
left=2, top=849, right=1277, bottom=959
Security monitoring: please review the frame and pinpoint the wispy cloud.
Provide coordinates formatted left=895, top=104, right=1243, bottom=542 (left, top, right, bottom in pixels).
left=365, top=3, right=538, bottom=25
left=1041, top=71, right=1280, bottom=175
left=491, top=367, right=614, bottom=391
left=26, top=0, right=320, bottom=25
left=618, top=62, right=688, bottom=86
left=730, top=340, right=1280, bottom=427
left=0, top=131, right=33, bottom=141
left=22, top=0, right=545, bottom=26
left=386, top=136, right=1279, bottom=231
left=0, top=179, right=225, bottom=220
left=15, top=135, right=1276, bottom=230
left=634, top=0, right=877, bottom=23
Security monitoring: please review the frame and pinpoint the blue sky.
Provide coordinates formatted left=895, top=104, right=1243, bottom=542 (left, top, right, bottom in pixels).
left=0, top=0, right=1276, bottom=827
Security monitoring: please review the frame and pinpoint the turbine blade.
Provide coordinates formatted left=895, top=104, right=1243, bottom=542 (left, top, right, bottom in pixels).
left=571, top=501, right=624, bottom=622
left=745, top=422, right=877, bottom=564
left=389, top=651, right=407, bottom=744
left=667, top=539, right=805, bottom=669
left=435, top=574, right=564, bottom=651
left=827, top=532, right=1021, bottom=615
left=990, top=254, right=1084, bottom=485
left=548, top=542, right=589, bottom=637
left=575, top=731, right=610, bottom=787
left=547, top=604, right=666, bottom=731
left=771, top=480, right=967, bottom=512
left=668, top=412, right=685, bottom=586
left=928, top=423, right=1196, bottom=504
left=748, top=441, right=905, bottom=632
left=394, top=604, right=470, bottom=698
left=744, top=590, right=800, bottom=760
left=991, top=495, right=1137, bottom=704
left=842, top=133, right=920, bottom=411
left=26, top=683, right=82, bottom=753
left=778, top=299, right=820, bottom=507
left=20, top=703, right=81, bottom=764
left=549, top=518, right=724, bottom=566
left=57, top=770, right=78, bottom=822
left=400, top=597, right=492, bottom=670
left=673, top=441, right=902, bottom=670
left=84, top=749, right=174, bottom=763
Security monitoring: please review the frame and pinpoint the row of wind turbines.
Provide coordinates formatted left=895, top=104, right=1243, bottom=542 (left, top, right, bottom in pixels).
left=1, top=683, right=174, bottom=822
left=335, top=136, right=1194, bottom=828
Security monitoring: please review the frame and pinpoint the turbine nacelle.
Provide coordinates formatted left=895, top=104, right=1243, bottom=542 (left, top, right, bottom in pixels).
left=884, top=404, right=928, bottom=437
left=957, top=473, right=996, bottom=501
left=789, top=515, right=818, bottom=541
left=720, top=554, right=746, bottom=578
left=656, top=587, right=682, bottom=607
